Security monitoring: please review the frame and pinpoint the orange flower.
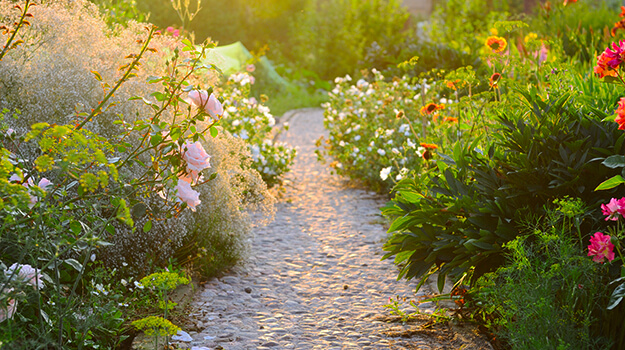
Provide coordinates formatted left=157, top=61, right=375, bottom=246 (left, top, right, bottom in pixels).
left=420, top=143, right=438, bottom=150
left=615, top=97, right=625, bottom=130
left=444, top=116, right=458, bottom=123
left=485, top=36, right=507, bottom=53
left=446, top=79, right=461, bottom=90
left=489, top=72, right=502, bottom=88
left=563, top=0, right=577, bottom=5
left=420, top=103, right=444, bottom=115
left=612, top=19, right=625, bottom=37
left=419, top=143, right=437, bottom=160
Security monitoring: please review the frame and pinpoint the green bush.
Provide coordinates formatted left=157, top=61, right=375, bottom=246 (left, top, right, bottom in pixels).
left=472, top=199, right=611, bottom=349
left=382, top=88, right=625, bottom=292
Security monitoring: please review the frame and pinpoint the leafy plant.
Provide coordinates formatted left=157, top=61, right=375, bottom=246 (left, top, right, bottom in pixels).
left=382, top=89, right=625, bottom=293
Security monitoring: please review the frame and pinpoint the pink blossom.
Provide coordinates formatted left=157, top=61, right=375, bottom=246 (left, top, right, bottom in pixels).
left=181, top=141, right=211, bottom=184
left=6, top=263, right=45, bottom=289
left=175, top=179, right=201, bottom=211
left=37, top=178, right=52, bottom=191
left=246, top=64, right=256, bottom=72
left=0, top=292, right=17, bottom=323
left=603, top=40, right=625, bottom=69
left=186, top=90, right=224, bottom=120
left=588, top=232, right=615, bottom=263
left=601, top=198, right=625, bottom=221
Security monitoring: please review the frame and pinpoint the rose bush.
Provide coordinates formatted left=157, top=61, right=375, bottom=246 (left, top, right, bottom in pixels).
left=0, top=0, right=278, bottom=347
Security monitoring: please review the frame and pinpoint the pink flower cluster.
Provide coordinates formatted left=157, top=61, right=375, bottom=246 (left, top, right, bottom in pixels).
left=601, top=197, right=625, bottom=221
left=187, top=90, right=224, bottom=121
left=166, top=26, right=180, bottom=37
left=175, top=141, right=211, bottom=211
left=588, top=232, right=615, bottom=263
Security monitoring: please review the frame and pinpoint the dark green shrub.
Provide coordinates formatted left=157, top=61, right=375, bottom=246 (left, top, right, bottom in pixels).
left=382, top=88, right=625, bottom=292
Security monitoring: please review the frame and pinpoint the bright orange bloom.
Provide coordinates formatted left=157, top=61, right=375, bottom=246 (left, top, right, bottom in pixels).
left=563, top=0, right=577, bottom=5
left=419, top=143, right=437, bottom=160
left=616, top=97, right=625, bottom=130
left=485, top=36, right=507, bottom=53
left=489, top=72, right=502, bottom=88
left=444, top=116, right=458, bottom=123
left=420, top=103, right=444, bottom=115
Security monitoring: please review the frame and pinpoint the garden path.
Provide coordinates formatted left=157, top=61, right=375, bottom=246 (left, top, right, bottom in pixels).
left=180, top=109, right=491, bottom=350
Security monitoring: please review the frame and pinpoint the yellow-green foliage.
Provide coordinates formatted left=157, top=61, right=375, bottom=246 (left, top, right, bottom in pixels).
left=139, top=272, right=189, bottom=291
left=131, top=316, right=180, bottom=337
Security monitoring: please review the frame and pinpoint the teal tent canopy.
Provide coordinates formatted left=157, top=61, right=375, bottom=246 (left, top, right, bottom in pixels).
left=205, top=41, right=289, bottom=88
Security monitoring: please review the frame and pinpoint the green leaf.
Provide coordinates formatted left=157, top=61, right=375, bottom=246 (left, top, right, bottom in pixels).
left=143, top=220, right=152, bottom=233
left=69, top=221, right=82, bottom=235
left=150, top=133, right=163, bottom=147
left=210, top=126, right=218, bottom=138
left=64, top=259, right=83, bottom=273
left=608, top=280, right=625, bottom=310
left=595, top=175, right=625, bottom=191
left=132, top=202, right=147, bottom=219
left=91, top=70, right=103, bottom=82
left=603, top=155, right=625, bottom=169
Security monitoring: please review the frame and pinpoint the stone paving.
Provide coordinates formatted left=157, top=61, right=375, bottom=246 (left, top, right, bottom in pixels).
left=178, top=109, right=486, bottom=350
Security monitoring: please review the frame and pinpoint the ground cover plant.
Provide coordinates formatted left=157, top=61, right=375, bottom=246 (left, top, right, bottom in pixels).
left=0, top=0, right=299, bottom=347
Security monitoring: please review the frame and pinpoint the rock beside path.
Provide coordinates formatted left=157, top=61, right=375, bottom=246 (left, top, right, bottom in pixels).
left=177, top=109, right=493, bottom=350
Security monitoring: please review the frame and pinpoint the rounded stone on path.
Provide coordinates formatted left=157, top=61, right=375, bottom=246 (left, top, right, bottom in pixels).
left=245, top=287, right=252, bottom=293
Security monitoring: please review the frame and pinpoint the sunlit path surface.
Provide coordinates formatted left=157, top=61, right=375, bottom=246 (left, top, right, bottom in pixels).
left=184, top=109, right=485, bottom=350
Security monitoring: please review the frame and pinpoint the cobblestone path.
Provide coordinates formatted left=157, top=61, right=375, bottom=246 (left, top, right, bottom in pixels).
left=182, top=109, right=488, bottom=350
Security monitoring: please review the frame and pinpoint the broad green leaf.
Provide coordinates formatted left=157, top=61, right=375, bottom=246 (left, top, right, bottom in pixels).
left=595, top=175, right=625, bottom=191
left=603, top=155, right=625, bottom=169
left=143, top=220, right=152, bottom=233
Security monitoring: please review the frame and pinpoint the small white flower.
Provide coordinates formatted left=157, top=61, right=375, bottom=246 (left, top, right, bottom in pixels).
left=392, top=148, right=400, bottom=155
left=377, top=149, right=386, bottom=156
left=134, top=281, right=144, bottom=289
left=380, top=166, right=392, bottom=180
left=354, top=135, right=361, bottom=141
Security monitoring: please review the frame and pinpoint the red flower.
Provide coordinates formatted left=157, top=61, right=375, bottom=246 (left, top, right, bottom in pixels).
left=588, top=232, right=615, bottom=263
left=563, top=0, right=577, bottom=5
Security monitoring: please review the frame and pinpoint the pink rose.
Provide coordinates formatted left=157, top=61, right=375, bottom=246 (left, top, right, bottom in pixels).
left=181, top=141, right=211, bottom=183
left=175, top=179, right=201, bottom=211
left=187, top=90, right=224, bottom=121
left=6, top=263, right=45, bottom=289
left=601, top=198, right=625, bottom=221
left=588, top=232, right=615, bottom=263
